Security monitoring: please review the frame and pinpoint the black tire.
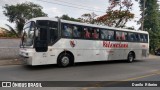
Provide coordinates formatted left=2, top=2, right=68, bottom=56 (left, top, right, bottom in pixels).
left=57, top=53, right=71, bottom=67
left=127, top=52, right=134, bottom=63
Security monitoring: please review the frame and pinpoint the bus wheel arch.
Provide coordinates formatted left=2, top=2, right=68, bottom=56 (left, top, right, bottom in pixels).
left=127, top=51, right=135, bottom=63
left=57, top=50, right=74, bottom=67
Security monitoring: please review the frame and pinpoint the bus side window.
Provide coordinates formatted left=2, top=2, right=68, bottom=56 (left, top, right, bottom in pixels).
left=100, top=29, right=111, bottom=40
left=133, top=33, right=137, bottom=41
left=73, top=25, right=81, bottom=38
left=121, top=32, right=125, bottom=40
left=63, top=24, right=72, bottom=38
left=144, top=34, right=148, bottom=42
left=134, top=33, right=138, bottom=41
left=84, top=27, right=91, bottom=38
left=136, top=34, right=140, bottom=42
left=116, top=31, right=122, bottom=40
left=92, top=28, right=99, bottom=39
left=121, top=32, right=127, bottom=41
left=128, top=33, right=133, bottom=41
left=100, top=30, right=106, bottom=39
left=140, top=34, right=144, bottom=42
left=108, top=30, right=114, bottom=40
left=142, top=34, right=148, bottom=42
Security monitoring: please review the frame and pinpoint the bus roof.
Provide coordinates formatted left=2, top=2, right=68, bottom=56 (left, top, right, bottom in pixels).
left=27, top=17, right=148, bottom=34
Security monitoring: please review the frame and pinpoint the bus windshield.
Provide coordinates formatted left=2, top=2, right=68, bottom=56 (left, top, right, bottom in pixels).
left=21, top=20, right=58, bottom=48
left=21, top=21, right=35, bottom=47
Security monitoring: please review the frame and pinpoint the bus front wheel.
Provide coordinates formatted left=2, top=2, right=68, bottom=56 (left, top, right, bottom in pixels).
left=127, top=52, right=134, bottom=63
left=57, top=53, right=71, bottom=67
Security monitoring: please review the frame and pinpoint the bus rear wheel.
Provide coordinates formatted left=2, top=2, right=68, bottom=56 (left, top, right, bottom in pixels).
left=127, top=52, right=134, bottom=63
left=57, top=53, right=71, bottom=67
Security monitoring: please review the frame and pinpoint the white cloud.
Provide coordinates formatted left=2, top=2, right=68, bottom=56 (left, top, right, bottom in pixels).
left=0, top=0, right=32, bottom=6
left=0, top=19, right=15, bottom=30
left=43, top=7, right=63, bottom=17
left=0, top=0, right=141, bottom=30
left=93, top=6, right=101, bottom=11
left=126, top=0, right=141, bottom=30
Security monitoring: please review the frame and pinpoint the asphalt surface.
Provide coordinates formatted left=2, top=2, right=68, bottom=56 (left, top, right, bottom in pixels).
left=0, top=56, right=160, bottom=90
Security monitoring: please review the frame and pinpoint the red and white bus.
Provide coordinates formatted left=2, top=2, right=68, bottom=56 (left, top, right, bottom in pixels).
left=19, top=17, right=149, bottom=67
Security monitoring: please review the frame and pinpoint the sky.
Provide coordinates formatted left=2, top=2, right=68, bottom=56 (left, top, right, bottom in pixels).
left=0, top=0, right=141, bottom=30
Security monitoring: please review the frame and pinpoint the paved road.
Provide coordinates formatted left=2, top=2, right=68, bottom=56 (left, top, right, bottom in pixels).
left=0, top=56, right=160, bottom=90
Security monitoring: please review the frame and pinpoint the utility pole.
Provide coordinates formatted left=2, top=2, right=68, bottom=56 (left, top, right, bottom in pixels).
left=141, top=0, right=146, bottom=31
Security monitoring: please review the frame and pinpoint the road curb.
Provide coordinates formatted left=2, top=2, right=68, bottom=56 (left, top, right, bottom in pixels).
left=0, top=55, right=158, bottom=66
left=149, top=55, right=159, bottom=59
left=0, top=59, right=23, bottom=66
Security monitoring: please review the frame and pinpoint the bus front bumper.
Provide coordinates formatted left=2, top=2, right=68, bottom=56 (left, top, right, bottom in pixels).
left=19, top=56, right=33, bottom=65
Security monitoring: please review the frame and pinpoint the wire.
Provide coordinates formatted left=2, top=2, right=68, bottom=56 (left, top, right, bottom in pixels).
left=37, top=0, right=106, bottom=13
left=53, top=0, right=95, bottom=10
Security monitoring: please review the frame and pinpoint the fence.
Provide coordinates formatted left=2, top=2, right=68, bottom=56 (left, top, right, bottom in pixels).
left=0, top=39, right=20, bottom=59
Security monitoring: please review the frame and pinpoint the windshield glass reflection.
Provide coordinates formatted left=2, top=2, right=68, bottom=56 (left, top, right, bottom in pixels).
left=22, top=21, right=35, bottom=46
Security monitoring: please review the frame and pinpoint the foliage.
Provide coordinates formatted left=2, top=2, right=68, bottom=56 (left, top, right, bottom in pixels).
left=5, top=24, right=19, bottom=37
left=139, top=0, right=160, bottom=52
left=3, top=2, right=47, bottom=37
left=79, top=12, right=97, bottom=24
left=58, top=14, right=81, bottom=22
left=97, top=0, right=134, bottom=28
left=0, top=27, right=17, bottom=38
left=0, top=32, right=18, bottom=38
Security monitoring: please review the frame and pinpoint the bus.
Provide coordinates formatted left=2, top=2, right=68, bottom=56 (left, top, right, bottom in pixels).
left=19, top=17, right=149, bottom=67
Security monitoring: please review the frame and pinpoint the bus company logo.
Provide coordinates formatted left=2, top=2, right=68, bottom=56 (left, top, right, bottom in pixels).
left=2, top=82, right=11, bottom=87
left=70, top=40, right=75, bottom=47
left=103, top=41, right=128, bottom=48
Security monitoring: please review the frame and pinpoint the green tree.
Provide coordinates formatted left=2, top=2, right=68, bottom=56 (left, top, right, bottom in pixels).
left=58, top=14, right=81, bottom=22
left=5, top=24, right=19, bottom=37
left=79, top=12, right=97, bottom=24
left=139, top=0, right=160, bottom=52
left=3, top=2, right=47, bottom=37
left=97, top=0, right=134, bottom=28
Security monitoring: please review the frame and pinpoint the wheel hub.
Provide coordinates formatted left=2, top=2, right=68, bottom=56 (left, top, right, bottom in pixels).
left=129, top=55, right=133, bottom=61
left=61, top=56, right=69, bottom=66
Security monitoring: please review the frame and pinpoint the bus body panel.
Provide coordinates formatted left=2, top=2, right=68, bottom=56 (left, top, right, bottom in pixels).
left=19, top=17, right=149, bottom=66
left=20, top=38, right=149, bottom=66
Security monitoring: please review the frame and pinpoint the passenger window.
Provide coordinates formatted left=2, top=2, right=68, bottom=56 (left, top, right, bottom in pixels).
left=101, top=29, right=114, bottom=40
left=144, top=34, right=148, bottom=42
left=135, top=34, right=139, bottom=42
left=140, top=34, right=148, bottom=42
left=62, top=24, right=72, bottom=38
left=129, top=33, right=136, bottom=41
left=140, top=34, right=144, bottom=42
left=92, top=28, right=99, bottom=39
left=121, top=32, right=127, bottom=41
left=116, top=31, right=122, bottom=40
left=116, top=31, right=127, bottom=41
left=84, top=27, right=91, bottom=39
left=134, top=33, right=138, bottom=41
left=100, top=30, right=107, bottom=39
left=73, top=25, right=82, bottom=38
left=108, top=30, right=114, bottom=40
